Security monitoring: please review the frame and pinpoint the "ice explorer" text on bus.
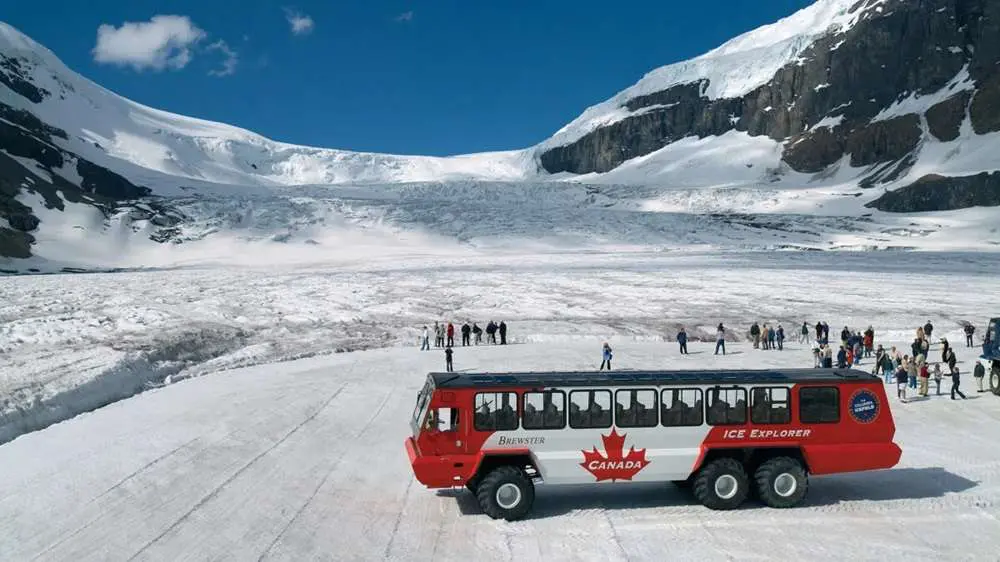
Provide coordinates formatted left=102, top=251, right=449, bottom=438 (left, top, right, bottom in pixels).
left=405, top=368, right=901, bottom=520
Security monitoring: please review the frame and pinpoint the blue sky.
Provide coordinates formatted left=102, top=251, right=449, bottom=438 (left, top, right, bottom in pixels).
left=6, top=0, right=813, bottom=155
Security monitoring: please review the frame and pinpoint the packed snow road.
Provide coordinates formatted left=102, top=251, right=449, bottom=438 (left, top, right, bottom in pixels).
left=1, top=340, right=998, bottom=561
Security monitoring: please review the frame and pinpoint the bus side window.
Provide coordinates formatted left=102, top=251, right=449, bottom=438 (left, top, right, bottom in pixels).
left=751, top=387, right=790, bottom=424
left=661, top=388, right=703, bottom=427
left=428, top=408, right=458, bottom=432
left=474, top=392, right=519, bottom=431
left=707, top=387, right=747, bottom=426
left=615, top=389, right=657, bottom=428
left=523, top=391, right=566, bottom=430
left=570, top=390, right=612, bottom=429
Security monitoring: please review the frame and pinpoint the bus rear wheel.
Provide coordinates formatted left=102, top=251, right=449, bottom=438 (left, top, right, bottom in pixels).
left=693, top=458, right=749, bottom=510
left=475, top=466, right=534, bottom=521
left=990, top=363, right=1000, bottom=396
left=754, top=457, right=808, bottom=508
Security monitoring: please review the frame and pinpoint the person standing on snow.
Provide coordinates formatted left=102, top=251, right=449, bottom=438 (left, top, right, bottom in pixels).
left=486, top=321, right=497, bottom=344
left=461, top=322, right=471, bottom=346
left=965, top=324, right=976, bottom=348
left=472, top=322, right=483, bottom=345
left=823, top=345, right=833, bottom=368
left=768, top=325, right=777, bottom=351
left=776, top=325, right=785, bottom=351
left=446, top=322, right=455, bottom=347
left=895, top=363, right=909, bottom=402
left=918, top=361, right=930, bottom=397
left=750, top=322, right=761, bottom=349
left=815, top=322, right=823, bottom=343
left=932, top=363, right=943, bottom=395
left=837, top=346, right=848, bottom=368
left=840, top=326, right=851, bottom=347
left=715, top=324, right=726, bottom=355
left=445, top=346, right=454, bottom=372
left=863, top=327, right=874, bottom=358
left=822, top=322, right=830, bottom=344
left=421, top=326, right=430, bottom=351
left=434, top=322, right=443, bottom=348
left=600, top=342, right=613, bottom=370
left=974, top=360, right=987, bottom=392
left=924, top=320, right=934, bottom=341
left=800, top=322, right=810, bottom=344
left=950, top=365, right=967, bottom=400
left=499, top=321, right=508, bottom=345
left=676, top=327, right=688, bottom=355
left=946, top=346, right=957, bottom=373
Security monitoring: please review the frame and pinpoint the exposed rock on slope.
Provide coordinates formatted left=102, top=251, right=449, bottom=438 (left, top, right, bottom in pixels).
left=539, top=0, right=1000, bottom=189
left=867, top=172, right=1000, bottom=212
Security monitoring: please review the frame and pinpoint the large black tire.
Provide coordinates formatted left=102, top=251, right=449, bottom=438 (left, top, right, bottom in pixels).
left=693, top=458, right=749, bottom=510
left=754, top=457, right=809, bottom=508
left=475, top=466, right=535, bottom=521
left=990, top=363, right=1000, bottom=396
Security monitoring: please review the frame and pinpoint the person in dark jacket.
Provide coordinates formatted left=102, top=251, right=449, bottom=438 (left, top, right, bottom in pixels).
left=974, top=360, right=987, bottom=392
left=499, top=321, right=508, bottom=345
left=461, top=322, right=471, bottom=346
left=840, top=327, right=851, bottom=346
left=768, top=326, right=777, bottom=350
left=486, top=321, right=497, bottom=344
left=776, top=325, right=785, bottom=351
left=445, top=346, right=454, bottom=372
left=941, top=338, right=950, bottom=363
left=950, top=366, right=967, bottom=399
left=750, top=322, right=761, bottom=349
left=715, top=324, right=726, bottom=355
left=472, top=323, right=483, bottom=345
left=965, top=324, right=976, bottom=348
left=815, top=322, right=823, bottom=342
left=924, top=321, right=934, bottom=340
left=446, top=322, right=455, bottom=347
left=800, top=322, right=810, bottom=344
left=837, top=346, right=848, bottom=368
left=676, top=327, right=688, bottom=355
left=946, top=347, right=957, bottom=373
left=895, top=364, right=908, bottom=401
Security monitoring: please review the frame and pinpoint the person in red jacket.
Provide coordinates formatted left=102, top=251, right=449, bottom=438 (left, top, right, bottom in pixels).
left=446, top=322, right=455, bottom=347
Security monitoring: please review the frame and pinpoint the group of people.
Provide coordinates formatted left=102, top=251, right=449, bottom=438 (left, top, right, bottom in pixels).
left=749, top=322, right=787, bottom=351
left=420, top=320, right=510, bottom=372
left=870, top=321, right=992, bottom=402
left=809, top=324, right=876, bottom=368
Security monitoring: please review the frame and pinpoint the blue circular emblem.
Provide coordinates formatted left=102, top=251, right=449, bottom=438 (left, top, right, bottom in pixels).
left=849, top=389, right=880, bottom=424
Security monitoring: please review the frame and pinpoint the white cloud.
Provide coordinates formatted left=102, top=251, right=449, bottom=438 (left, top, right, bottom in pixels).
left=284, top=8, right=315, bottom=35
left=207, top=40, right=239, bottom=77
left=94, top=15, right=206, bottom=71
left=395, top=11, right=414, bottom=23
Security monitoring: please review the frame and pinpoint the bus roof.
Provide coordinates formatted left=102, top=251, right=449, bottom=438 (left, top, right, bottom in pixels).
left=428, top=368, right=879, bottom=389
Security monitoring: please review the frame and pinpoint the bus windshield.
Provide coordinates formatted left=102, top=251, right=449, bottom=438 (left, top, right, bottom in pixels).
left=411, top=377, right=434, bottom=436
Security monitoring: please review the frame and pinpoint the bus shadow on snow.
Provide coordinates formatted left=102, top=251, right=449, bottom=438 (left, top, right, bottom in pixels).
left=438, top=467, right=977, bottom=518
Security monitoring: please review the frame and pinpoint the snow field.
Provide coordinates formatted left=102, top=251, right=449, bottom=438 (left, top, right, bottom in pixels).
left=2, top=250, right=998, bottom=444
left=0, top=339, right=998, bottom=561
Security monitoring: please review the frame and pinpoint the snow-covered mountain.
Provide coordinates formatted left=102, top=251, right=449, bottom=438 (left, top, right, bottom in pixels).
left=2, top=0, right=1000, bottom=270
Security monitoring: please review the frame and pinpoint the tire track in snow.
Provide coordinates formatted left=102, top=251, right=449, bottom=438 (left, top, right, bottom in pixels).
left=256, top=388, right=394, bottom=561
left=28, top=435, right=205, bottom=562
left=381, top=476, right=414, bottom=561
left=125, top=384, right=348, bottom=562
left=90, top=436, right=203, bottom=503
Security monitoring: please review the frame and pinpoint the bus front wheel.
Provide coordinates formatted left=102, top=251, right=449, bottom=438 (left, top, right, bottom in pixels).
left=476, top=466, right=535, bottom=521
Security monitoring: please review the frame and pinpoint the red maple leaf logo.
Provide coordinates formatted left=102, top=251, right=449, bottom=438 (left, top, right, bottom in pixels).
left=581, top=428, right=650, bottom=482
